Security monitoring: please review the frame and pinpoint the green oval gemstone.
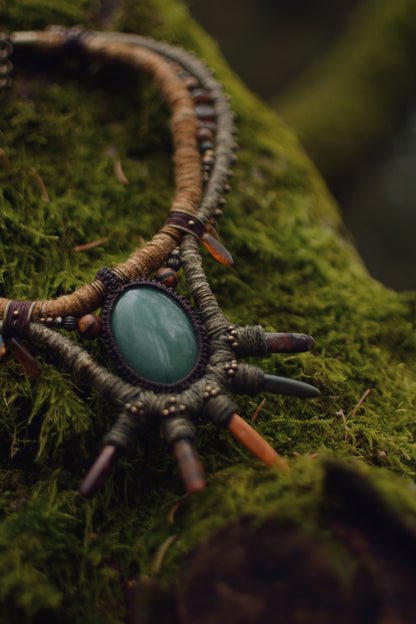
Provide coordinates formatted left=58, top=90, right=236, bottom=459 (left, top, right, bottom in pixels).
left=111, top=286, right=199, bottom=384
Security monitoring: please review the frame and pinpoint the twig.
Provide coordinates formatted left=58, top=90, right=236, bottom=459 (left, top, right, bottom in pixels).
left=152, top=535, right=178, bottom=575
left=336, top=409, right=349, bottom=442
left=114, top=157, right=129, bottom=184
left=350, top=388, right=371, bottom=419
left=336, top=388, right=371, bottom=443
left=29, top=167, right=50, bottom=202
left=73, top=237, right=108, bottom=252
left=0, top=149, right=11, bottom=170
left=252, top=397, right=266, bottom=422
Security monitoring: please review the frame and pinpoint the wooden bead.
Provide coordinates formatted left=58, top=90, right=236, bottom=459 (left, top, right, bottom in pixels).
left=155, top=267, right=178, bottom=289
left=78, top=313, right=102, bottom=338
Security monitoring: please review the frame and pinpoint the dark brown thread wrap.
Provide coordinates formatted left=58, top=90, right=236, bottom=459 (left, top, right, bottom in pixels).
left=164, top=211, right=206, bottom=239
left=3, top=300, right=35, bottom=338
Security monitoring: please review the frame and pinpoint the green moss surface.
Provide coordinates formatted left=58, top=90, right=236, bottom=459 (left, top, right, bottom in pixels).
left=1, top=0, right=416, bottom=621
left=274, top=0, right=416, bottom=183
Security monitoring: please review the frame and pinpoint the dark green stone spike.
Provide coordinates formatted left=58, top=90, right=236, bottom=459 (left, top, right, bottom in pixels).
left=262, top=374, right=319, bottom=398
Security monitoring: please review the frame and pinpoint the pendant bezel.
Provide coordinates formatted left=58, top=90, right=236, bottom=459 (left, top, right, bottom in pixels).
left=101, top=279, right=209, bottom=392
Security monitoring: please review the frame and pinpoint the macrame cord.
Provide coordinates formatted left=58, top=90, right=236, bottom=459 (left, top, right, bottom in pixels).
left=0, top=28, right=319, bottom=495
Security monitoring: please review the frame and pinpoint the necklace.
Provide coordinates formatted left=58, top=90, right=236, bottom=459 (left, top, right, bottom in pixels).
left=0, top=27, right=318, bottom=497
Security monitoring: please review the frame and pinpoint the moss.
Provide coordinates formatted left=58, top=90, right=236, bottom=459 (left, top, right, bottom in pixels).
left=1, top=0, right=416, bottom=621
left=273, top=0, right=416, bottom=183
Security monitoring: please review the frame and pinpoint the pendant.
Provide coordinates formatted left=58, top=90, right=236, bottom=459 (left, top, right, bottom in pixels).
left=102, top=279, right=209, bottom=392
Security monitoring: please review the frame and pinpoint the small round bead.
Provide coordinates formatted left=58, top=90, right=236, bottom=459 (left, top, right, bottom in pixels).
left=195, top=105, right=215, bottom=121
left=78, top=313, right=102, bottom=338
left=63, top=316, right=78, bottom=331
left=166, top=248, right=182, bottom=271
left=184, top=75, right=199, bottom=90
left=197, top=127, right=213, bottom=142
left=200, top=140, right=214, bottom=152
left=54, top=316, right=63, bottom=328
left=154, top=267, right=178, bottom=289
left=198, top=120, right=217, bottom=133
left=46, top=317, right=54, bottom=327
left=191, top=89, right=211, bottom=103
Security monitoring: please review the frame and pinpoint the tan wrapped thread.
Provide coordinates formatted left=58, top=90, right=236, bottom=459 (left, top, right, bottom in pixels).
left=0, top=32, right=202, bottom=320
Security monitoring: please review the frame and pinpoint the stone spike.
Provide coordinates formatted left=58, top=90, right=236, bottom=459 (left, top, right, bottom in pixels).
left=79, top=445, right=118, bottom=498
left=265, top=332, right=315, bottom=353
left=201, top=233, right=234, bottom=265
left=10, top=337, right=40, bottom=378
left=173, top=438, right=206, bottom=493
left=262, top=374, right=319, bottom=398
left=227, top=413, right=289, bottom=470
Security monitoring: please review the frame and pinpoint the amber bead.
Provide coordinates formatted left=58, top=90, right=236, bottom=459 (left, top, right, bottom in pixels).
left=155, top=267, right=178, bottom=289
left=78, top=313, right=102, bottom=338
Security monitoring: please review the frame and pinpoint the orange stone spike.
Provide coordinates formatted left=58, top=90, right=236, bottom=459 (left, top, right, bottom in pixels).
left=79, top=445, right=118, bottom=497
left=10, top=338, right=40, bottom=378
left=205, top=222, right=220, bottom=240
left=227, top=413, right=289, bottom=470
left=201, top=233, right=234, bottom=266
left=173, top=438, right=206, bottom=493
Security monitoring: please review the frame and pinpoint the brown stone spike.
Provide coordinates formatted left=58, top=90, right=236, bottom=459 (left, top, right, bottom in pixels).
left=173, top=438, right=206, bottom=493
left=80, top=445, right=118, bottom=497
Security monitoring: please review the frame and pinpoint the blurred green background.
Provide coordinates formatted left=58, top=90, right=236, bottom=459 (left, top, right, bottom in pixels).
left=190, top=0, right=416, bottom=291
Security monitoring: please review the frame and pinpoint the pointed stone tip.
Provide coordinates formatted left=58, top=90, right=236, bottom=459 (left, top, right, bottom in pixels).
left=265, top=333, right=316, bottom=353
left=79, top=445, right=117, bottom=498
left=263, top=374, right=320, bottom=398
